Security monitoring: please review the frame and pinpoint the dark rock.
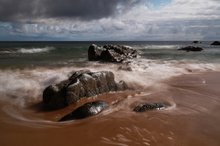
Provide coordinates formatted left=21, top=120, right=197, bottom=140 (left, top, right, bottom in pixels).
left=193, top=41, right=201, bottom=44
left=43, top=70, right=128, bottom=109
left=88, top=44, right=138, bottom=63
left=178, top=46, right=203, bottom=52
left=42, top=84, right=67, bottom=109
left=101, top=49, right=125, bottom=62
left=59, top=101, right=109, bottom=121
left=133, top=103, right=166, bottom=112
left=88, top=44, right=104, bottom=61
left=211, top=41, right=220, bottom=45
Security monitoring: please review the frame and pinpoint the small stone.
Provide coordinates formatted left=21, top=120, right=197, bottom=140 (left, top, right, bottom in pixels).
left=133, top=103, right=166, bottom=112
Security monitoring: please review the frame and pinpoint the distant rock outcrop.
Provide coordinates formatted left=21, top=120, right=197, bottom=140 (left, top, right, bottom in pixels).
left=59, top=101, right=109, bottom=121
left=88, top=44, right=138, bottom=63
left=211, top=41, right=220, bottom=45
left=43, top=70, right=128, bottom=109
left=193, top=41, right=201, bottom=44
left=178, top=46, right=203, bottom=52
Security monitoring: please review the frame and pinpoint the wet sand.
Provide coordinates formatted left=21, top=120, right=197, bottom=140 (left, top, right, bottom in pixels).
left=0, top=72, right=220, bottom=146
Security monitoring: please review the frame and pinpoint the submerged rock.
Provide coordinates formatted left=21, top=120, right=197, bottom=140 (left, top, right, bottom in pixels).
left=43, top=70, right=128, bottom=109
left=178, top=46, right=203, bottom=52
left=211, top=41, right=220, bottom=45
left=59, top=101, right=109, bottom=121
left=88, top=44, right=137, bottom=63
left=133, top=103, right=166, bottom=112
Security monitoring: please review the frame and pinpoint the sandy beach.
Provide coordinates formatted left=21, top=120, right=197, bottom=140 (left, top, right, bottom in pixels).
left=1, top=0, right=220, bottom=145
left=0, top=71, right=220, bottom=146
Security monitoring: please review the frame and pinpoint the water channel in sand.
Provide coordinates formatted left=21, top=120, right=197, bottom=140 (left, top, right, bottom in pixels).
left=0, top=71, right=220, bottom=146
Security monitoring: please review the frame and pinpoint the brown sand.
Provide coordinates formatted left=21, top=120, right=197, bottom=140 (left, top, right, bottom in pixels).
left=0, top=72, right=220, bottom=146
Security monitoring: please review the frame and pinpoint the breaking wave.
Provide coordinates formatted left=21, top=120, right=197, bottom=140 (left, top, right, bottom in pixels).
left=0, top=47, right=54, bottom=54
left=0, top=56, right=219, bottom=130
left=0, top=58, right=218, bottom=108
left=136, top=45, right=179, bottom=50
left=17, top=47, right=54, bottom=54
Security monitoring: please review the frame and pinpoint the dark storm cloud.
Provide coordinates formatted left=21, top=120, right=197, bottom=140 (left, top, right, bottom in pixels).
left=0, top=0, right=35, bottom=21
left=0, top=0, right=140, bottom=21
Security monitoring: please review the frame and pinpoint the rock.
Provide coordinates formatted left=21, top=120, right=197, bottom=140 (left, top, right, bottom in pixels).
left=211, top=41, right=220, bottom=45
left=178, top=46, right=203, bottom=52
left=43, top=70, right=129, bottom=109
left=88, top=44, right=138, bottom=63
left=42, top=84, right=67, bottom=109
left=133, top=103, right=166, bottom=112
left=88, top=44, right=104, bottom=61
left=193, top=41, right=201, bottom=44
left=59, top=101, right=109, bottom=121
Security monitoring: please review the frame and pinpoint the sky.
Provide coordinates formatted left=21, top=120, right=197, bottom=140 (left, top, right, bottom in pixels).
left=0, top=0, right=220, bottom=41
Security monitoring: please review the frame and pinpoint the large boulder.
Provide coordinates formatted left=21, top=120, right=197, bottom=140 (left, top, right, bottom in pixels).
left=59, top=101, right=109, bottom=121
left=88, top=44, right=137, bottom=63
left=211, top=41, right=220, bottom=45
left=43, top=70, right=128, bottom=109
left=178, top=46, right=203, bottom=52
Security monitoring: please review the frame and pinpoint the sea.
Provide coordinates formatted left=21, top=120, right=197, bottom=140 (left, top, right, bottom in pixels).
left=0, top=41, right=220, bottom=146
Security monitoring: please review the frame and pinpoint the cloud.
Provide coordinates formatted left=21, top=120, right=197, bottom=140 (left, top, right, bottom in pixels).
left=0, top=0, right=220, bottom=40
left=0, top=0, right=141, bottom=21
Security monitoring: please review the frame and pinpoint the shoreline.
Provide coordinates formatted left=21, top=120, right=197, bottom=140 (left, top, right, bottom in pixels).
left=1, top=71, right=220, bottom=146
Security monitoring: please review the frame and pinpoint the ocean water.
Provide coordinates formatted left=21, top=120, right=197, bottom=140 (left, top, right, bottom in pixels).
left=0, top=41, right=218, bottom=106
left=0, top=41, right=219, bottom=112
left=0, top=41, right=220, bottom=146
left=0, top=41, right=220, bottom=67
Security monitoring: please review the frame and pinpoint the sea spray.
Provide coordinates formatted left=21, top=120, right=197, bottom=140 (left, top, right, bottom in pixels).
left=0, top=68, right=70, bottom=107
left=0, top=58, right=217, bottom=108
left=0, top=42, right=219, bottom=117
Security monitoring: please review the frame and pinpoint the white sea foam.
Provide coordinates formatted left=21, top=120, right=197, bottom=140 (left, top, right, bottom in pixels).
left=0, top=68, right=72, bottom=107
left=0, top=59, right=219, bottom=108
left=136, top=45, right=179, bottom=50
left=17, top=47, right=54, bottom=54
left=0, top=47, right=54, bottom=54
left=101, top=59, right=218, bottom=89
left=0, top=51, right=12, bottom=54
